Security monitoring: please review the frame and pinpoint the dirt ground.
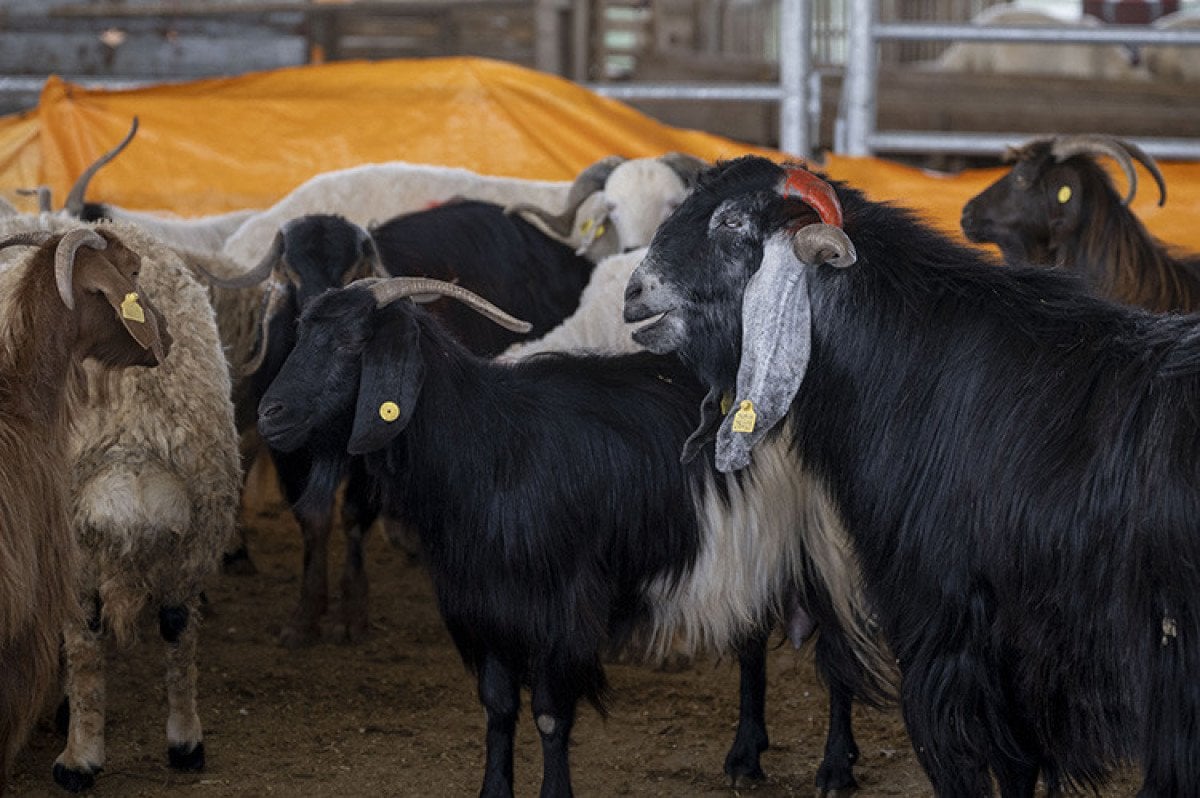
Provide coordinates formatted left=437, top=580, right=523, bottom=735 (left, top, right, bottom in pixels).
left=9, top=468, right=1141, bottom=797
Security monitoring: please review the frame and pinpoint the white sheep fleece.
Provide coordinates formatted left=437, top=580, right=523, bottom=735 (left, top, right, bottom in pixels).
left=222, top=162, right=570, bottom=268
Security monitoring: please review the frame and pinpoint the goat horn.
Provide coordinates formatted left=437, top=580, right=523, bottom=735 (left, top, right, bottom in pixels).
left=54, top=229, right=108, bottom=310
left=778, top=165, right=844, bottom=228
left=239, top=280, right=289, bottom=377
left=791, top=223, right=857, bottom=269
left=64, top=117, right=139, bottom=217
left=201, top=230, right=287, bottom=288
left=507, top=155, right=625, bottom=237
left=0, top=231, right=54, bottom=249
left=17, top=186, right=53, bottom=213
left=369, top=277, right=532, bottom=333
left=1050, top=134, right=1166, bottom=207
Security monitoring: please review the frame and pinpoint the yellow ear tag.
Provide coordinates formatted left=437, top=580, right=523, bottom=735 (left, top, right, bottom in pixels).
left=580, top=219, right=594, bottom=234
left=120, top=292, right=145, bottom=324
left=720, top=393, right=733, bottom=416
left=379, top=401, right=400, bottom=422
left=594, top=223, right=605, bottom=238
left=1057, top=185, right=1072, bottom=204
left=731, top=400, right=757, bottom=434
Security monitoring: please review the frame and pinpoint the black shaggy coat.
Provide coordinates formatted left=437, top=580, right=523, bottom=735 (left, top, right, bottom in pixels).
left=636, top=155, right=1200, bottom=797
left=371, top=200, right=597, bottom=355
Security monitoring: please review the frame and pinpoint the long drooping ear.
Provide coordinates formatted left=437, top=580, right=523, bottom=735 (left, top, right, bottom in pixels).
left=714, top=223, right=855, bottom=473
left=715, top=233, right=812, bottom=473
left=63, top=231, right=167, bottom=362
left=348, top=312, right=424, bottom=455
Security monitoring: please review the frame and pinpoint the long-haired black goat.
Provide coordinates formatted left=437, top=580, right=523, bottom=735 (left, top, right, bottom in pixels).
left=255, top=275, right=885, bottom=797
left=625, top=154, right=1200, bottom=796
left=961, top=134, right=1200, bottom=312
left=212, top=206, right=597, bottom=646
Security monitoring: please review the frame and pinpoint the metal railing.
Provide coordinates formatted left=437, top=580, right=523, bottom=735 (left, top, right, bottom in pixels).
left=840, top=0, right=1200, bottom=160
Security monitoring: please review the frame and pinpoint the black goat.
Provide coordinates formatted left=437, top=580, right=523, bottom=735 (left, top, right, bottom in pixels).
left=962, top=134, right=1200, bottom=312
left=222, top=206, right=597, bottom=646
left=256, top=276, right=882, bottom=797
left=625, top=154, right=1200, bottom=796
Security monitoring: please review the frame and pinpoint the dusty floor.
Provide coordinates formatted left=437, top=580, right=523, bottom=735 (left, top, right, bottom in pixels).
left=9, top=471, right=1141, bottom=797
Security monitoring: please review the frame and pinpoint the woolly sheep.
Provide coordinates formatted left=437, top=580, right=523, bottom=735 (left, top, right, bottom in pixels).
left=0, top=215, right=240, bottom=792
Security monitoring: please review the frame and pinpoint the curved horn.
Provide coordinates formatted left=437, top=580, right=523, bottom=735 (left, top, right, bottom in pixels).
left=17, top=186, right=53, bottom=213
left=791, top=223, right=857, bottom=269
left=369, top=277, right=532, bottom=333
left=507, top=155, right=625, bottom=238
left=353, top=224, right=387, bottom=280
left=778, top=165, right=844, bottom=228
left=201, top=230, right=286, bottom=288
left=64, top=117, right=140, bottom=216
left=54, top=228, right=108, bottom=310
left=1050, top=134, right=1167, bottom=207
left=0, top=231, right=53, bottom=250
left=239, top=280, right=289, bottom=376
left=657, top=152, right=708, bottom=187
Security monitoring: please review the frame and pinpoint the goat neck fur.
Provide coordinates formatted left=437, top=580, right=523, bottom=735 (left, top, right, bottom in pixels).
left=628, top=154, right=1200, bottom=796
left=962, top=140, right=1200, bottom=313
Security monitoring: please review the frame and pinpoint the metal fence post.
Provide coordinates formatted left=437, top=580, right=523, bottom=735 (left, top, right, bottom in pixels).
left=778, top=0, right=811, bottom=158
left=841, top=0, right=877, bottom=157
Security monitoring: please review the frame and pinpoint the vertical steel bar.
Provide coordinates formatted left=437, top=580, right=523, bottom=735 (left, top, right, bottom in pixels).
left=841, top=0, right=877, bottom=156
left=778, top=0, right=811, bottom=157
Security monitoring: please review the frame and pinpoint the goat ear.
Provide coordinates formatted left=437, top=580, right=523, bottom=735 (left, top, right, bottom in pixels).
left=571, top=197, right=611, bottom=256
left=348, top=312, right=424, bottom=455
left=74, top=255, right=167, bottom=361
left=715, top=232, right=812, bottom=473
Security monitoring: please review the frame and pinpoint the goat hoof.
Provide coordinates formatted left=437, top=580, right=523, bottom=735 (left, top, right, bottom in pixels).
left=221, top=545, right=258, bottom=576
left=815, top=766, right=858, bottom=797
left=168, top=741, right=206, bottom=771
left=52, top=762, right=100, bottom=793
left=728, top=768, right=767, bottom=790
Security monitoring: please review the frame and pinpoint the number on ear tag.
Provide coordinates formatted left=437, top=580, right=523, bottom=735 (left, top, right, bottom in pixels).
left=379, top=401, right=400, bottom=422
left=731, top=400, right=757, bottom=434
left=121, top=292, right=145, bottom=323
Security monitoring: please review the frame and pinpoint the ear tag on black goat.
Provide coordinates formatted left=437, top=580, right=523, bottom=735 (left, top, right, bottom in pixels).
left=731, top=400, right=757, bottom=434
left=379, top=401, right=400, bottom=422
left=1057, top=186, right=1072, bottom=204
left=121, top=292, right=146, bottom=323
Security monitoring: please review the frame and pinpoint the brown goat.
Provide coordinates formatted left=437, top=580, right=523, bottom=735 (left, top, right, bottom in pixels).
left=0, top=228, right=168, bottom=794
left=961, top=134, right=1200, bottom=313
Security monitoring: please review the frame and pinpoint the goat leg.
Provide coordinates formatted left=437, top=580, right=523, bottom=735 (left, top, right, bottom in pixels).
left=723, top=626, right=770, bottom=786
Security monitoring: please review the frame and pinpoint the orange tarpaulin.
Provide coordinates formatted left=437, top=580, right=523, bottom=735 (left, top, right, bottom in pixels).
left=0, top=56, right=1197, bottom=253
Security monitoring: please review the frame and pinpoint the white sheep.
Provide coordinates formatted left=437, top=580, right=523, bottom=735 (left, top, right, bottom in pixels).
left=931, top=5, right=1147, bottom=81
left=0, top=215, right=240, bottom=792
left=1145, top=9, right=1200, bottom=82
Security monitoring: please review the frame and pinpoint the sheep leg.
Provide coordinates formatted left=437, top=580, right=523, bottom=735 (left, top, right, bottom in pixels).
left=477, top=654, right=520, bottom=798
left=723, top=627, right=770, bottom=786
left=329, top=460, right=378, bottom=643
left=161, top=603, right=205, bottom=771
left=54, top=608, right=106, bottom=793
left=530, top=668, right=577, bottom=798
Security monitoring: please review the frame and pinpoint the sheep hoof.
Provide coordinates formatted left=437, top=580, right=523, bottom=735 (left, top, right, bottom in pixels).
left=221, top=545, right=258, bottom=576
left=168, top=741, right=205, bottom=771
left=52, top=762, right=100, bottom=793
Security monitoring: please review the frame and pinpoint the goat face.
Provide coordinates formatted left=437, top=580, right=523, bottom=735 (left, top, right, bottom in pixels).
left=70, top=230, right=171, bottom=368
left=960, top=142, right=1083, bottom=264
left=257, top=283, right=423, bottom=457
left=624, top=156, right=854, bottom=472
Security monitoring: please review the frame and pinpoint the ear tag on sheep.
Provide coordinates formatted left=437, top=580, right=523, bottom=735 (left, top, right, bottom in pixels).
left=379, top=401, right=400, bottom=422
left=731, top=400, right=757, bottom=434
left=1057, top=186, right=1072, bottom=204
left=720, top=393, right=733, bottom=416
left=580, top=219, right=594, bottom=234
left=120, top=292, right=146, bottom=324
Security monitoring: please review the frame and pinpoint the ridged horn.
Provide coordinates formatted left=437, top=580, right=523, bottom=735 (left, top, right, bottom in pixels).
left=64, top=117, right=139, bottom=216
left=791, top=223, right=857, bottom=269
left=506, top=155, right=625, bottom=238
left=1051, top=134, right=1167, bottom=207
left=201, top=229, right=287, bottom=288
left=369, top=277, right=532, bottom=333
left=54, top=229, right=108, bottom=310
left=778, top=165, right=844, bottom=228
